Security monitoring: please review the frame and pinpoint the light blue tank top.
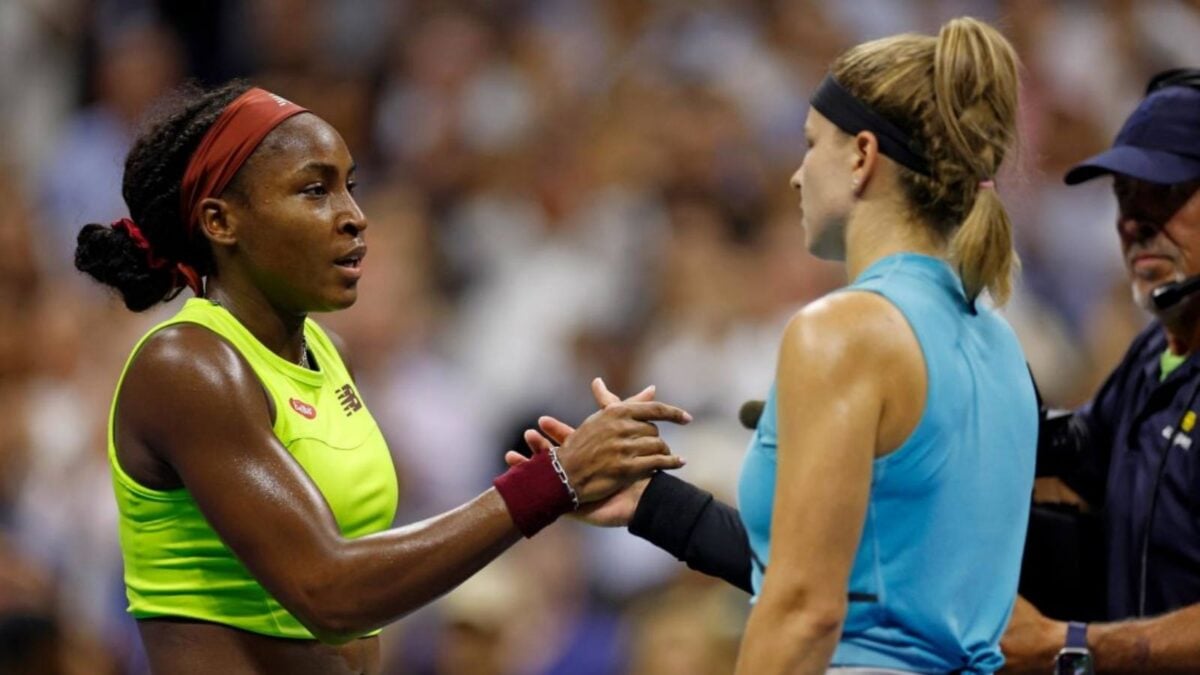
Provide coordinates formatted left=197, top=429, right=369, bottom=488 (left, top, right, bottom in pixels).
left=737, top=253, right=1037, bottom=674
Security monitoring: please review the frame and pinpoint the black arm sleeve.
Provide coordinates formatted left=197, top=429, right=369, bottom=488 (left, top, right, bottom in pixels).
left=627, top=472, right=753, bottom=594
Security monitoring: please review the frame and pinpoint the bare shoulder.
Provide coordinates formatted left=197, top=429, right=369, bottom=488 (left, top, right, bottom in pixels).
left=127, top=324, right=262, bottom=397
left=120, top=323, right=273, bottom=447
left=779, top=291, right=926, bottom=454
left=781, top=291, right=918, bottom=371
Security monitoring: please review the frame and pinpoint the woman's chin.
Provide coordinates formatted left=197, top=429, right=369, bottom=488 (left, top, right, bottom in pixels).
left=308, top=289, right=359, bottom=313
left=332, top=291, right=359, bottom=311
left=808, top=236, right=846, bottom=262
left=802, top=219, right=846, bottom=261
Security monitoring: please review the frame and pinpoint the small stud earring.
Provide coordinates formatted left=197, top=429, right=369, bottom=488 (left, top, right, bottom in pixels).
left=852, top=178, right=861, bottom=189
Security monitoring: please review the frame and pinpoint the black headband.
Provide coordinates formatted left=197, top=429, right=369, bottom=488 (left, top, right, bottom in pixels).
left=810, top=74, right=931, bottom=176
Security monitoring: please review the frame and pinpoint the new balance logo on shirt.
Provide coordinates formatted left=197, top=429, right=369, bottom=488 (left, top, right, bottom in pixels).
left=338, top=384, right=363, bottom=416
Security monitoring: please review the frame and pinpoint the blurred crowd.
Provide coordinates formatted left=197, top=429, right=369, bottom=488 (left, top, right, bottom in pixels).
left=3, top=0, right=1200, bottom=672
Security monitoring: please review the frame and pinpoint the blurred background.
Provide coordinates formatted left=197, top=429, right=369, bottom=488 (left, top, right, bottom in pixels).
left=2, top=0, right=1199, bottom=672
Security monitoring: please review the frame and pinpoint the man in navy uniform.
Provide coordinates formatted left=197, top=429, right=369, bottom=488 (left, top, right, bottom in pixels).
left=1002, top=69, right=1200, bottom=673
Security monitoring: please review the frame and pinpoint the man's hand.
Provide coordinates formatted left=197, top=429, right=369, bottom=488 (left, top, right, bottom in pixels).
left=1000, top=595, right=1067, bottom=673
left=505, top=379, right=671, bottom=526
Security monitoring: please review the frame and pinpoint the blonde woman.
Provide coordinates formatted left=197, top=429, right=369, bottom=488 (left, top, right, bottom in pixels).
left=519, top=17, right=1037, bottom=675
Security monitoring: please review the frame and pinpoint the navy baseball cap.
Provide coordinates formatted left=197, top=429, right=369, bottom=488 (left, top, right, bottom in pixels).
left=1064, top=78, right=1200, bottom=186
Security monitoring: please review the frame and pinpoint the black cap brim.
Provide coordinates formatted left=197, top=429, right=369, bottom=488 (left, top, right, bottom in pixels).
left=1065, top=145, right=1200, bottom=185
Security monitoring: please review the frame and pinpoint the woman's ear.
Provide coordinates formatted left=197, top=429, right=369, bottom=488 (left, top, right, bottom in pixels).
left=851, top=130, right=880, bottom=196
left=198, top=197, right=237, bottom=246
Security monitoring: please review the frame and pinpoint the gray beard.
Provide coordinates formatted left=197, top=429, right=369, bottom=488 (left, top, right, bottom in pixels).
left=1132, top=283, right=1154, bottom=313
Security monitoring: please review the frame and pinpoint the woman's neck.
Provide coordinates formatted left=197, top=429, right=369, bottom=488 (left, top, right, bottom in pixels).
left=204, top=275, right=307, bottom=363
left=844, top=198, right=945, bottom=282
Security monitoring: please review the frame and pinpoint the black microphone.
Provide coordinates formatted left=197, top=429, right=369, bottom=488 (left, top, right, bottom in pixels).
left=1151, top=275, right=1200, bottom=311
left=738, top=399, right=765, bottom=430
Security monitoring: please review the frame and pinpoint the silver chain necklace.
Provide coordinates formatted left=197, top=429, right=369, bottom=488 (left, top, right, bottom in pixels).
left=296, top=334, right=309, bottom=369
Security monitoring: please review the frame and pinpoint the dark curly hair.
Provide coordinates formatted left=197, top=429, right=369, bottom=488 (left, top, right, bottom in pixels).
left=74, top=80, right=251, bottom=311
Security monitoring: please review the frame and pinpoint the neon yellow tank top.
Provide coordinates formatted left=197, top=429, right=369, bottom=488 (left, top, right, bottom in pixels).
left=108, top=298, right=398, bottom=639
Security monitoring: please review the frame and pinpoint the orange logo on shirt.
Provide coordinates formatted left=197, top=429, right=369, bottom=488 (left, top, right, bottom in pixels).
left=289, top=398, right=317, bottom=419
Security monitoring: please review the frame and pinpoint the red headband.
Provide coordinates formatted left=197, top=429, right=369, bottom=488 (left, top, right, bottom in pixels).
left=180, top=87, right=308, bottom=236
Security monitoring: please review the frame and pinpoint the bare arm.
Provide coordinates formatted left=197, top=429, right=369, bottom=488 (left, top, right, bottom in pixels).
left=117, top=326, right=689, bottom=644
left=1002, top=595, right=1200, bottom=673
left=1089, top=605, right=1200, bottom=673
left=734, top=292, right=923, bottom=675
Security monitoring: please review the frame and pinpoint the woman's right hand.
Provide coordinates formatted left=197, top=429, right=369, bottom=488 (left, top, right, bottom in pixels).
left=553, top=387, right=689, bottom=504
left=504, top=379, right=671, bottom=525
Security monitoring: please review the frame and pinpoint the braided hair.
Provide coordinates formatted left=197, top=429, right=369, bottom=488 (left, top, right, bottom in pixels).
left=74, top=80, right=251, bottom=311
left=830, top=18, right=1020, bottom=305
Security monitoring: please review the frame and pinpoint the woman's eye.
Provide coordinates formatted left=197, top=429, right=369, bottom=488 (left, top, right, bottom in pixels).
left=347, top=180, right=358, bottom=194
left=303, top=184, right=328, bottom=197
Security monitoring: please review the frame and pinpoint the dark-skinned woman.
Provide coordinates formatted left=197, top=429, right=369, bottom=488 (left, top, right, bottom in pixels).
left=73, top=81, right=690, bottom=675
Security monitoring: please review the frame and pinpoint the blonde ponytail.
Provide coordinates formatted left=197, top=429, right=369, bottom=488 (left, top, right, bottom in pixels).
left=950, top=186, right=1017, bottom=304
left=934, top=17, right=1020, bottom=305
left=831, top=16, right=1022, bottom=305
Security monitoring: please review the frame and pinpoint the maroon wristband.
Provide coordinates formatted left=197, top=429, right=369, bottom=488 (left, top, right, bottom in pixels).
left=493, top=451, right=575, bottom=537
